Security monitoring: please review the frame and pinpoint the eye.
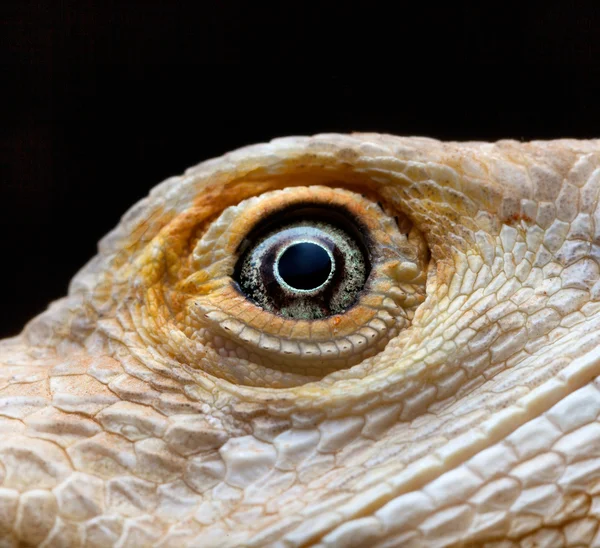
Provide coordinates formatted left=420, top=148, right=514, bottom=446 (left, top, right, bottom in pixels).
left=234, top=206, right=370, bottom=320
left=157, top=185, right=430, bottom=387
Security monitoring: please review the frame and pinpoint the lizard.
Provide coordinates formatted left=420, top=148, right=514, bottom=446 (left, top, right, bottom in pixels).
left=0, top=133, right=599, bottom=547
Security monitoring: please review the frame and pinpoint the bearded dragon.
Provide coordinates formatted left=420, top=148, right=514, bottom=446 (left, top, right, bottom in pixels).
left=0, top=134, right=599, bottom=547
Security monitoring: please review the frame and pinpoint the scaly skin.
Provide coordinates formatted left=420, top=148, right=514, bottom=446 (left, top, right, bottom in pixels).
left=0, top=134, right=599, bottom=547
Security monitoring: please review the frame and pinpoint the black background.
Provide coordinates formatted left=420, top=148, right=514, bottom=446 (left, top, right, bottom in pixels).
left=2, top=1, right=600, bottom=337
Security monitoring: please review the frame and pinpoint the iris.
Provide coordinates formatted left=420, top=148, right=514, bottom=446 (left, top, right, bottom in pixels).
left=234, top=206, right=370, bottom=320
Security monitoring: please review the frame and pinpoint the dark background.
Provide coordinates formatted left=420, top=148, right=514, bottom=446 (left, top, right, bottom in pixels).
left=2, top=1, right=600, bottom=337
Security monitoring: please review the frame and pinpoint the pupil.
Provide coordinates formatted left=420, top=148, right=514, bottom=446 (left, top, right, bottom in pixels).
left=277, top=242, right=332, bottom=290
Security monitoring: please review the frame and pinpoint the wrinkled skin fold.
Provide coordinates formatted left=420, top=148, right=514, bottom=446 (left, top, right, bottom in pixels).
left=0, top=134, right=599, bottom=547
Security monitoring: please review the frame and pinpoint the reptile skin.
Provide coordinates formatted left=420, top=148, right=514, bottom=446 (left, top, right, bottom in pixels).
left=1, top=134, right=599, bottom=547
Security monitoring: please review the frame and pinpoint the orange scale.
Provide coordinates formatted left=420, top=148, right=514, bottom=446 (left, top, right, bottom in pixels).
left=344, top=305, right=378, bottom=325
left=209, top=296, right=250, bottom=318
left=245, top=308, right=277, bottom=331
left=203, top=286, right=236, bottom=306
left=358, top=213, right=384, bottom=233
left=327, top=313, right=360, bottom=337
left=232, top=305, right=263, bottom=327
left=258, top=314, right=287, bottom=337
left=178, top=270, right=212, bottom=292
left=357, top=293, right=387, bottom=309
left=271, top=318, right=298, bottom=339
left=288, top=320, right=312, bottom=340
left=307, top=321, right=333, bottom=341
left=217, top=237, right=239, bottom=254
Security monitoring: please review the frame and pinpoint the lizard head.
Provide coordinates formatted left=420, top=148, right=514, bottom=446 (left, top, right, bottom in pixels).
left=1, top=134, right=599, bottom=546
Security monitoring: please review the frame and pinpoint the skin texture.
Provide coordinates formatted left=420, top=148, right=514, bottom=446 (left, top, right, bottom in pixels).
left=0, top=134, right=599, bottom=547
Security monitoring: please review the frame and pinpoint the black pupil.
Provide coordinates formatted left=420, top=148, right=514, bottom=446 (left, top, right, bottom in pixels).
left=277, top=242, right=332, bottom=290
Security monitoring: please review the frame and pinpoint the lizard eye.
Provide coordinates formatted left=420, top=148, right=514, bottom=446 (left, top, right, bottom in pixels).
left=234, top=206, right=370, bottom=320
left=168, top=185, right=428, bottom=387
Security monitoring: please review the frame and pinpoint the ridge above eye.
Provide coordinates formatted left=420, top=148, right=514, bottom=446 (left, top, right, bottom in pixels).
left=234, top=205, right=371, bottom=320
